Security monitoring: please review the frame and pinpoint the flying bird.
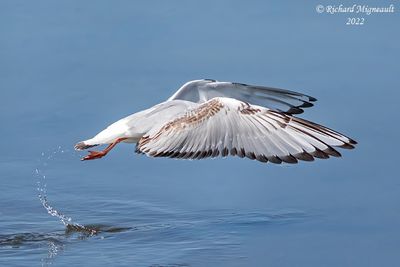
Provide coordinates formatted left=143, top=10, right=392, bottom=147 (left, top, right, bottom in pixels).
left=75, top=79, right=356, bottom=163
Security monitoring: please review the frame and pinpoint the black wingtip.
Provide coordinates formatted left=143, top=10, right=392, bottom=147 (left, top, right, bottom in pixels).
left=299, top=101, right=314, bottom=108
left=284, top=107, right=304, bottom=115
left=340, top=143, right=355, bottom=149
left=349, top=139, right=358, bottom=145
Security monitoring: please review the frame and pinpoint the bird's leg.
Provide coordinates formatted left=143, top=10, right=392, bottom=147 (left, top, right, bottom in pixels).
left=81, top=137, right=128, bottom=161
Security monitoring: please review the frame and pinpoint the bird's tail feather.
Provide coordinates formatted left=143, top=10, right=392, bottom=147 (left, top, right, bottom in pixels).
left=74, top=141, right=98, bottom=151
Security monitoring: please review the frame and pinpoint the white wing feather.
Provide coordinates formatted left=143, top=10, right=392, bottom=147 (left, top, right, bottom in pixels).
left=137, top=97, right=356, bottom=164
left=168, top=79, right=317, bottom=114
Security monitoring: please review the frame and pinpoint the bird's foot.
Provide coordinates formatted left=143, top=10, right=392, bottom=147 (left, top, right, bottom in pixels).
left=81, top=150, right=107, bottom=161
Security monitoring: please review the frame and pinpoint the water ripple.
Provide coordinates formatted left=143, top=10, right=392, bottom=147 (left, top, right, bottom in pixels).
left=4, top=147, right=308, bottom=266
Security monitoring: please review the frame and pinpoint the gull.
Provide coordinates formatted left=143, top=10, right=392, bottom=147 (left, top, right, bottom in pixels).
left=75, top=79, right=356, bottom=163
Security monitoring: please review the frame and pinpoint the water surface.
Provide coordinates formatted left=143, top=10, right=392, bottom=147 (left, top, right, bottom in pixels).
left=1, top=1, right=399, bottom=266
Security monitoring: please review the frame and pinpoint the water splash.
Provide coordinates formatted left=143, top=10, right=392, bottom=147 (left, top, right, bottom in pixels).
left=27, top=146, right=309, bottom=266
left=34, top=147, right=98, bottom=236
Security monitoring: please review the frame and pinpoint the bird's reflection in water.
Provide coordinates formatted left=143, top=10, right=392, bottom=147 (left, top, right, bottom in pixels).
left=25, top=148, right=308, bottom=266
left=0, top=224, right=132, bottom=266
left=65, top=223, right=132, bottom=236
left=42, top=238, right=63, bottom=266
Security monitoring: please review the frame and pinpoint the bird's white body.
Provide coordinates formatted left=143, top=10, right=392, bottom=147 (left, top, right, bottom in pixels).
left=84, top=100, right=196, bottom=145
left=76, top=79, right=356, bottom=163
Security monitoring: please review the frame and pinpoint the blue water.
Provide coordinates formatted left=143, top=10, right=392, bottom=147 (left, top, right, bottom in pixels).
left=1, top=1, right=399, bottom=266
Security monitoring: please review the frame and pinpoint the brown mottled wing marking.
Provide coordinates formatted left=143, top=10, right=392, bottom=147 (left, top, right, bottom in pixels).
left=239, top=102, right=262, bottom=115
left=138, top=99, right=223, bottom=149
left=137, top=97, right=356, bottom=164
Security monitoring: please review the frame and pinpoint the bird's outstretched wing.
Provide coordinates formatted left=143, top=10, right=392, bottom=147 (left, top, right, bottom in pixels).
left=167, top=79, right=317, bottom=114
left=137, top=97, right=356, bottom=164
